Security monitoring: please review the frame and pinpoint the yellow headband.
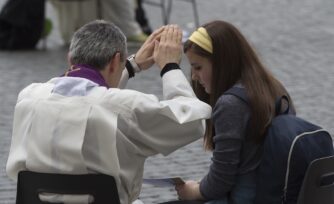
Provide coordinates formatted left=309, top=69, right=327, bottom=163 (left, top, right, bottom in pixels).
left=188, top=27, right=213, bottom=53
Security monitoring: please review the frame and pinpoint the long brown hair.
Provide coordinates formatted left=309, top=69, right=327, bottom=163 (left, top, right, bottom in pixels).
left=185, top=20, right=294, bottom=150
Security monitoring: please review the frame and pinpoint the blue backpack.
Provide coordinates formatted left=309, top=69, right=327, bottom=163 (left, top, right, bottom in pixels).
left=224, top=87, right=334, bottom=204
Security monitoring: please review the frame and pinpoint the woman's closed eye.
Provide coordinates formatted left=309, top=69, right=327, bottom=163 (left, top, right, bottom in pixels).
left=192, top=66, right=201, bottom=71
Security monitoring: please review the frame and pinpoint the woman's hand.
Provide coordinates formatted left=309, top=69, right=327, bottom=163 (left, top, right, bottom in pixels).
left=175, top=180, right=204, bottom=201
left=153, top=24, right=183, bottom=70
left=134, top=26, right=165, bottom=70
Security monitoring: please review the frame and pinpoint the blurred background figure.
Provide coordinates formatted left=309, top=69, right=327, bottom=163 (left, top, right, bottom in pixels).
left=0, top=0, right=46, bottom=50
left=135, top=0, right=153, bottom=35
left=50, top=0, right=148, bottom=45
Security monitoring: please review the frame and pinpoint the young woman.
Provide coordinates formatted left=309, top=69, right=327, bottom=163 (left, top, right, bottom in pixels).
left=175, top=20, right=295, bottom=204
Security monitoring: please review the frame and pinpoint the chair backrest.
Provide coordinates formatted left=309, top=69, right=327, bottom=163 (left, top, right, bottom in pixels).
left=16, top=171, right=120, bottom=204
left=159, top=201, right=205, bottom=204
left=297, top=155, right=334, bottom=204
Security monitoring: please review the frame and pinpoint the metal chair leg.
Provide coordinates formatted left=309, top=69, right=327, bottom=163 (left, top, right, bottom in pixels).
left=165, top=0, right=173, bottom=24
left=160, top=0, right=168, bottom=25
left=191, top=0, right=199, bottom=27
left=143, top=0, right=199, bottom=26
left=96, top=0, right=102, bottom=19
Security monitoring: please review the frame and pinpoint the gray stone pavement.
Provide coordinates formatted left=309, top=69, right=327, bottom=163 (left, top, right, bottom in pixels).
left=0, top=0, right=334, bottom=203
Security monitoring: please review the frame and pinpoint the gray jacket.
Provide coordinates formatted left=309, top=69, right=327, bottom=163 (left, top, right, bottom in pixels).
left=200, top=87, right=262, bottom=199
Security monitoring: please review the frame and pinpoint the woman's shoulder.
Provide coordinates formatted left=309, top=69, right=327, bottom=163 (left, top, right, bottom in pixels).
left=215, top=85, right=248, bottom=109
left=216, top=94, right=244, bottom=107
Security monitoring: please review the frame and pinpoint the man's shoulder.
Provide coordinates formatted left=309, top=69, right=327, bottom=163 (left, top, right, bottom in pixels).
left=18, top=80, right=54, bottom=100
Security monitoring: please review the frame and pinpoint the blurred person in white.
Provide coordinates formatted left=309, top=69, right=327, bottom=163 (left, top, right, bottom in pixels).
left=50, top=0, right=148, bottom=45
left=6, top=21, right=211, bottom=204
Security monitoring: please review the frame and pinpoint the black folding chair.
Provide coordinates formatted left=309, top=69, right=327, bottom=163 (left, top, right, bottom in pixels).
left=297, top=155, right=334, bottom=204
left=16, top=171, right=120, bottom=204
left=160, top=200, right=205, bottom=204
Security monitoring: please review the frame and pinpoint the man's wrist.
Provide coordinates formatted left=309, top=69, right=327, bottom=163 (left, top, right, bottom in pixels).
left=125, top=54, right=141, bottom=78
left=160, top=63, right=180, bottom=77
left=125, top=60, right=135, bottom=78
left=127, top=54, right=141, bottom=73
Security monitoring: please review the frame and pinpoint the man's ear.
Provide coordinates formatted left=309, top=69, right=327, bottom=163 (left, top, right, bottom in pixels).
left=67, top=53, right=73, bottom=66
left=109, top=52, right=122, bottom=73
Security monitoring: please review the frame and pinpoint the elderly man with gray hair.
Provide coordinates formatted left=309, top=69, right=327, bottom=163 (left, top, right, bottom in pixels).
left=6, top=20, right=211, bottom=204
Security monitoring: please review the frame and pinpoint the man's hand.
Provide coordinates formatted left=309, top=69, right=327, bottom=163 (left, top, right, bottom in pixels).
left=153, top=25, right=183, bottom=70
left=134, top=26, right=165, bottom=70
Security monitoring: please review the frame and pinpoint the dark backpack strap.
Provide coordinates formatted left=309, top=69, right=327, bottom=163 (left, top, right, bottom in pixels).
left=223, top=86, right=249, bottom=104
left=226, top=87, right=291, bottom=116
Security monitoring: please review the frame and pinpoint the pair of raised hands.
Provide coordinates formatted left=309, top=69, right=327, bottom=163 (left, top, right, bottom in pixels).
left=134, top=24, right=183, bottom=71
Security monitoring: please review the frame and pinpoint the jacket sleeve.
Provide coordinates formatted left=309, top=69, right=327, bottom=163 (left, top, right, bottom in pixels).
left=123, top=69, right=212, bottom=156
left=200, top=95, right=250, bottom=199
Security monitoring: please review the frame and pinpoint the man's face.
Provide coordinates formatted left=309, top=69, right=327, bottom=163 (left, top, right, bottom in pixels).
left=105, top=52, right=125, bottom=88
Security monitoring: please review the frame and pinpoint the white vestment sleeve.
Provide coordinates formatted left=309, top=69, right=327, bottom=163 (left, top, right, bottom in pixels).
left=125, top=69, right=212, bottom=156
left=117, top=68, right=129, bottom=89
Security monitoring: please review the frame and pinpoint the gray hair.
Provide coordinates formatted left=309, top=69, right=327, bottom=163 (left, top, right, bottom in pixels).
left=69, top=20, right=127, bottom=70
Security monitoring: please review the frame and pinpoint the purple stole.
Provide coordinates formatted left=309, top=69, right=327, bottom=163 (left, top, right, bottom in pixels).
left=63, top=64, right=109, bottom=88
